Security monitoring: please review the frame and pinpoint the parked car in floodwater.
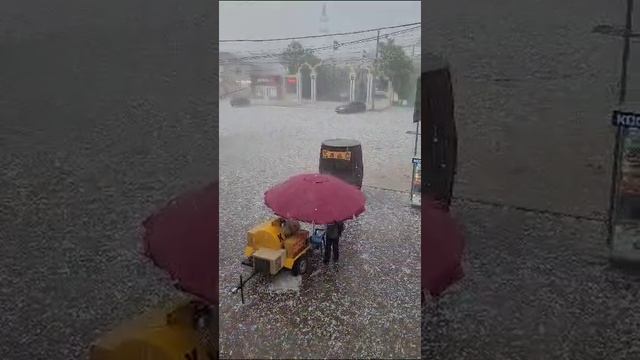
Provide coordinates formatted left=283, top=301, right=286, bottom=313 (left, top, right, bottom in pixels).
left=335, top=101, right=366, bottom=114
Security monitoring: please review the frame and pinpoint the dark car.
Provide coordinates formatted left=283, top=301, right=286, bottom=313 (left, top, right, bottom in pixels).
left=335, top=101, right=366, bottom=114
left=230, top=97, right=250, bottom=107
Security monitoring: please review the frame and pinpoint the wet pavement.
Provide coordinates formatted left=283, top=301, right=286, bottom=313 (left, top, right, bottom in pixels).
left=2, top=0, right=640, bottom=358
left=423, top=199, right=640, bottom=360
left=0, top=2, right=217, bottom=358
left=219, top=102, right=419, bottom=193
left=425, top=0, right=630, bottom=219
left=423, top=1, right=640, bottom=359
left=218, top=103, right=421, bottom=358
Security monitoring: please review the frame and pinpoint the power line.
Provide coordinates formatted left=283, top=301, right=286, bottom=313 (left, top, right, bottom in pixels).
left=219, top=26, right=420, bottom=64
left=220, top=21, right=420, bottom=42
left=221, top=28, right=419, bottom=62
left=222, top=43, right=419, bottom=66
left=233, top=57, right=376, bottom=67
left=221, top=26, right=420, bottom=63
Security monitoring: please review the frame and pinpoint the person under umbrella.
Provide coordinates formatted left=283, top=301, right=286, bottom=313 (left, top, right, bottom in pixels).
left=281, top=218, right=301, bottom=238
left=324, top=221, right=345, bottom=264
left=263, top=173, right=365, bottom=267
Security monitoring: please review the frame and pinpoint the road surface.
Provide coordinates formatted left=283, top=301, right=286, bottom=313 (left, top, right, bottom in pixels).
left=218, top=102, right=421, bottom=359
left=423, top=1, right=640, bottom=359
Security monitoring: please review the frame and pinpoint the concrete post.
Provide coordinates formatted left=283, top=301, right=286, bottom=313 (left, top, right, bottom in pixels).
left=311, top=72, right=317, bottom=102
left=366, top=72, right=373, bottom=109
left=296, top=71, right=302, bottom=104
left=349, top=72, right=356, bottom=102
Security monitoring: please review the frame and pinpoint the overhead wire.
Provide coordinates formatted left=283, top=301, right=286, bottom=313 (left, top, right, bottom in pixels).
left=219, top=25, right=420, bottom=65
left=219, top=31, right=398, bottom=63
left=221, top=29, right=420, bottom=63
left=220, top=22, right=420, bottom=42
left=223, top=25, right=420, bottom=54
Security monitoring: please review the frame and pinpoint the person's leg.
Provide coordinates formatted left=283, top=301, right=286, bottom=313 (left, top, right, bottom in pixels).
left=324, top=237, right=332, bottom=264
left=333, top=237, right=339, bottom=262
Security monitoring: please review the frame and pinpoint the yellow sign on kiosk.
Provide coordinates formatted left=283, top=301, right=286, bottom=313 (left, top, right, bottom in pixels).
left=321, top=149, right=352, bottom=161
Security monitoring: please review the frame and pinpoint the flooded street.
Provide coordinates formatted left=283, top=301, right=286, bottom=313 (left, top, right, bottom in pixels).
left=1, top=0, right=640, bottom=358
left=423, top=1, right=640, bottom=359
left=0, top=2, right=217, bottom=357
left=219, top=102, right=419, bottom=192
left=426, top=0, right=624, bottom=219
left=218, top=103, right=421, bottom=358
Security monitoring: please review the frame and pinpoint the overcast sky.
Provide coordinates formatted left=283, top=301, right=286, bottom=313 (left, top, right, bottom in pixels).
left=220, top=1, right=421, bottom=55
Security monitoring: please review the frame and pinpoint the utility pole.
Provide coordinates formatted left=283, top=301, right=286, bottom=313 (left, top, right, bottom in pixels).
left=372, top=29, right=380, bottom=111
left=608, top=0, right=635, bottom=246
left=619, top=0, right=634, bottom=105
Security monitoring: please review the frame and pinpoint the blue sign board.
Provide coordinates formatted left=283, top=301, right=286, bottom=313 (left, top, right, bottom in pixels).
left=612, top=110, right=640, bottom=128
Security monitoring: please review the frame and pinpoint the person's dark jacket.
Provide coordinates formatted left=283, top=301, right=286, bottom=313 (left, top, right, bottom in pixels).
left=326, top=222, right=344, bottom=240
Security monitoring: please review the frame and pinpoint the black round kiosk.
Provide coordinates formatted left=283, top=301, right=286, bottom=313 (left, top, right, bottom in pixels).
left=420, top=53, right=461, bottom=304
left=420, top=53, right=457, bottom=210
left=319, top=139, right=364, bottom=189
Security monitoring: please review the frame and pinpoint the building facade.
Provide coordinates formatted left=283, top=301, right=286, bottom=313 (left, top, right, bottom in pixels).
left=219, top=52, right=253, bottom=98
left=249, top=63, right=286, bottom=100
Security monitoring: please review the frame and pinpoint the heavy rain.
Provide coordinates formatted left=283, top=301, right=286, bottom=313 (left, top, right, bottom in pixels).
left=1, top=0, right=640, bottom=359
left=219, top=1, right=422, bottom=358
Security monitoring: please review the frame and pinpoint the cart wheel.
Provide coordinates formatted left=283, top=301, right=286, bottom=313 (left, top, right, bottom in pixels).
left=292, top=256, right=309, bottom=276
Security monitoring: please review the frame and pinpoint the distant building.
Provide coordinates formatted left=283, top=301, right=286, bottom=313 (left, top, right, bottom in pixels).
left=248, top=63, right=287, bottom=100
left=219, top=52, right=252, bottom=80
left=219, top=52, right=253, bottom=98
left=284, top=75, right=298, bottom=96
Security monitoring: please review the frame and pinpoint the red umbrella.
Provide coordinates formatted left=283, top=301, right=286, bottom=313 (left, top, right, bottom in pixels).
left=422, top=195, right=465, bottom=299
left=141, top=181, right=219, bottom=304
left=264, top=173, right=366, bottom=224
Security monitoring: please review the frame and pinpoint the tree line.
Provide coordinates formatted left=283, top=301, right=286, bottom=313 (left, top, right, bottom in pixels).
left=279, top=40, right=417, bottom=103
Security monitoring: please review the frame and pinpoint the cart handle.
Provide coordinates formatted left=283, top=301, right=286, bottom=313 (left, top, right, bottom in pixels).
left=230, top=271, right=258, bottom=304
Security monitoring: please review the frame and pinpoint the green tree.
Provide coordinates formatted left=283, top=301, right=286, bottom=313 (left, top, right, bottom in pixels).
left=316, top=65, right=349, bottom=101
left=377, top=39, right=415, bottom=102
left=280, top=41, right=321, bottom=75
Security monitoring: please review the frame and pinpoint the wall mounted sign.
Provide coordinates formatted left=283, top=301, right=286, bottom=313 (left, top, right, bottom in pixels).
left=610, top=110, right=640, bottom=264
left=612, top=110, right=640, bottom=128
